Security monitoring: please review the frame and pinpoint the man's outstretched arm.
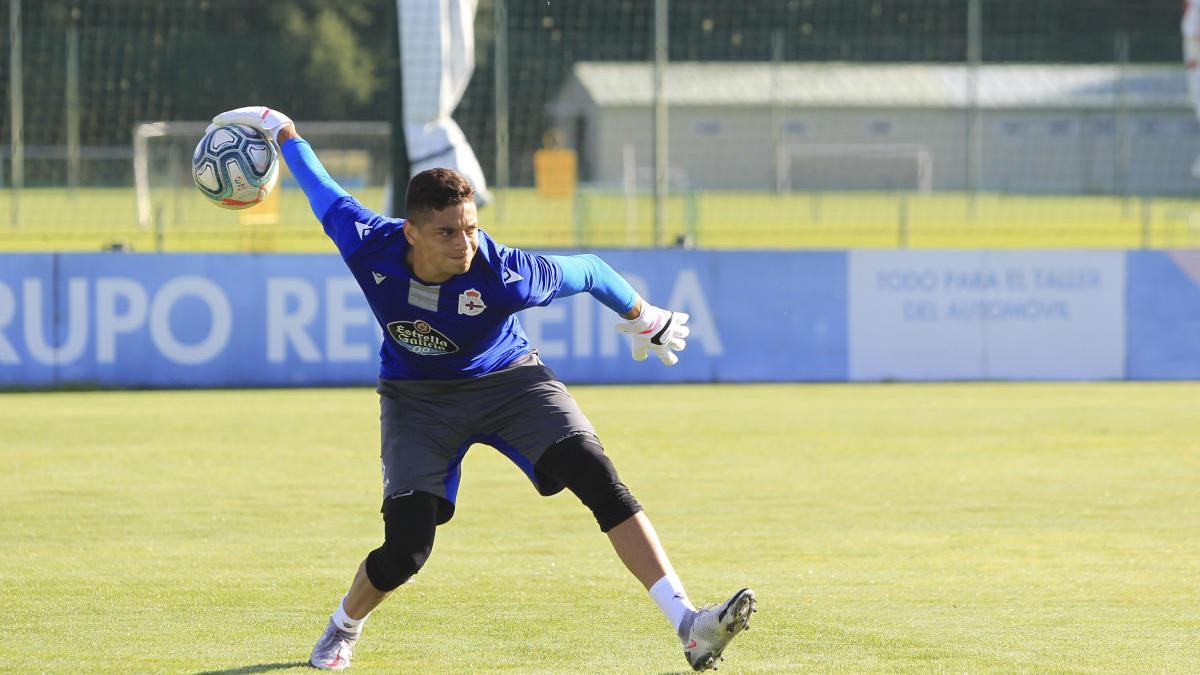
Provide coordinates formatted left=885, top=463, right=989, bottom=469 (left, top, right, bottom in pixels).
left=549, top=254, right=638, bottom=317
left=278, top=132, right=351, bottom=223
left=549, top=254, right=690, bottom=366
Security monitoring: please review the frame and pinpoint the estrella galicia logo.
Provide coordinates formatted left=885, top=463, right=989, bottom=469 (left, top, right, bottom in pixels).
left=386, top=319, right=460, bottom=356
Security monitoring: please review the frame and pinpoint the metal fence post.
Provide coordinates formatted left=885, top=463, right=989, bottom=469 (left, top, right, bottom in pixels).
left=390, top=0, right=410, bottom=218
left=10, top=0, right=24, bottom=226
left=965, top=0, right=982, bottom=220
left=771, top=30, right=786, bottom=194
left=494, top=0, right=509, bottom=231
left=652, top=0, right=668, bottom=248
left=1140, top=196, right=1152, bottom=249
left=66, top=5, right=81, bottom=197
left=1115, top=31, right=1132, bottom=216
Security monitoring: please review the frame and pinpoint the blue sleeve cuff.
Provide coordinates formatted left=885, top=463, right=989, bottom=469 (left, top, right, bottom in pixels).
left=548, top=254, right=638, bottom=315
left=280, top=138, right=351, bottom=222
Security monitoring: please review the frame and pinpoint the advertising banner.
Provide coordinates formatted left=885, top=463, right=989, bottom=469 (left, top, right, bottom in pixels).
left=0, top=251, right=846, bottom=388
left=8, top=249, right=1197, bottom=387
left=848, top=250, right=1126, bottom=380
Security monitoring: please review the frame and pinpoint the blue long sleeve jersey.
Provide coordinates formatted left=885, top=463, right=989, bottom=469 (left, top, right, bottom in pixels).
left=280, top=138, right=638, bottom=380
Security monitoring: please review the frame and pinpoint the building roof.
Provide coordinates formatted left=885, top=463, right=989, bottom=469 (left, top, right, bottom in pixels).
left=552, top=62, right=1189, bottom=111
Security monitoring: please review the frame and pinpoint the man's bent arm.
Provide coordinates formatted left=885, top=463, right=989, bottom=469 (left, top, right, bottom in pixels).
left=549, top=254, right=643, bottom=319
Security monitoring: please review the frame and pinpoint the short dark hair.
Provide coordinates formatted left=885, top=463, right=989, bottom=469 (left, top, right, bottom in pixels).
left=405, top=168, right=475, bottom=222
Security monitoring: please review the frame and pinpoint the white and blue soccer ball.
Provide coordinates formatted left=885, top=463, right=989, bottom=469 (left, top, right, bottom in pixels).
left=192, top=124, right=279, bottom=210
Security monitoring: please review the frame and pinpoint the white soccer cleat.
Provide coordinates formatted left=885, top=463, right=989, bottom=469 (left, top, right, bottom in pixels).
left=309, top=619, right=360, bottom=671
left=679, top=588, right=756, bottom=671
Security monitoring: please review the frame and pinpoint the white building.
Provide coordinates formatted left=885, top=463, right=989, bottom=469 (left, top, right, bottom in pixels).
left=549, top=62, right=1198, bottom=195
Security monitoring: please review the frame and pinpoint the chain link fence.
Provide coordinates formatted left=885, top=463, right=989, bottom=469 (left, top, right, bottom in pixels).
left=1, top=0, right=1196, bottom=251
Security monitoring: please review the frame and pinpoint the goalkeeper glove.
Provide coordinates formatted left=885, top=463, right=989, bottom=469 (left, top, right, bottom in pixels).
left=210, top=106, right=294, bottom=144
left=616, top=303, right=690, bottom=366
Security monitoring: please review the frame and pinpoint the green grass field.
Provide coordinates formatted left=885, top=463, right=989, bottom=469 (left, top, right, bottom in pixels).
left=4, top=187, right=1200, bottom=252
left=2, top=383, right=1198, bottom=673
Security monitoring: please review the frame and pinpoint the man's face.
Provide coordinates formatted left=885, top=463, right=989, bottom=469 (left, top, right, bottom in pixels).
left=404, top=201, right=479, bottom=283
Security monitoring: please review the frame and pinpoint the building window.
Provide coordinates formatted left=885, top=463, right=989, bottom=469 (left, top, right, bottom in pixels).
left=867, top=120, right=892, bottom=136
left=1136, top=119, right=1162, bottom=136
left=999, top=120, right=1028, bottom=137
left=1048, top=119, right=1073, bottom=136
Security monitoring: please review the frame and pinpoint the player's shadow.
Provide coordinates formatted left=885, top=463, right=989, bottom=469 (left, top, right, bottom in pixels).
left=193, top=662, right=309, bottom=675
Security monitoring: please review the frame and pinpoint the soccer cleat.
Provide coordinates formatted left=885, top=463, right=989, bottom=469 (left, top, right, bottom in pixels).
left=309, top=619, right=360, bottom=671
left=679, top=588, right=756, bottom=672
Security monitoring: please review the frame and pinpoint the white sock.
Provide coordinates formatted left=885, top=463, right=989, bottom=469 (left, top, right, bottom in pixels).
left=331, top=595, right=366, bottom=633
left=649, top=573, right=695, bottom=633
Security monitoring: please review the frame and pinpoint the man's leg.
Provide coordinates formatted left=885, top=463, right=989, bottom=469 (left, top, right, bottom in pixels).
left=342, top=559, right=389, bottom=619
left=535, top=435, right=690, bottom=609
left=310, top=492, right=440, bottom=671
left=605, top=510, right=678, bottom=590
left=534, top=434, right=755, bottom=671
left=606, top=510, right=702, bottom=648
left=487, top=364, right=755, bottom=670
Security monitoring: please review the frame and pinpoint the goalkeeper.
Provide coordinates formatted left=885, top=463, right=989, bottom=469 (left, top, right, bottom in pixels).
left=211, top=107, right=755, bottom=673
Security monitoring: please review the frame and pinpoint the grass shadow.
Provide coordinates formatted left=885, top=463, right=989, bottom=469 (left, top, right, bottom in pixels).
left=193, top=662, right=309, bottom=675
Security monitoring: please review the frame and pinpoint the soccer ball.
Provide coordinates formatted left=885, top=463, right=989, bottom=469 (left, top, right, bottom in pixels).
left=192, top=124, right=279, bottom=210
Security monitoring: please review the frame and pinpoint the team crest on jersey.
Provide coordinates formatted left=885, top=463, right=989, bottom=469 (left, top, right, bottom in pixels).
left=458, top=289, right=487, bottom=316
left=386, top=319, right=460, bottom=356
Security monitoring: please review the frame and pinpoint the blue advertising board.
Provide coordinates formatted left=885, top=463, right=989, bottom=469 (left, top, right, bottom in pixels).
left=4, top=249, right=1199, bottom=388
left=1126, top=250, right=1200, bottom=380
left=0, top=251, right=846, bottom=388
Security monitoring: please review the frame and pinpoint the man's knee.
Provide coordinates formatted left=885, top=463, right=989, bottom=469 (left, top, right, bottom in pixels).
left=364, top=491, right=439, bottom=592
left=535, top=433, right=643, bottom=533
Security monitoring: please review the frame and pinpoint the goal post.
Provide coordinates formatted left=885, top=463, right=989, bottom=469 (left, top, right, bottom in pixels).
left=775, top=143, right=934, bottom=193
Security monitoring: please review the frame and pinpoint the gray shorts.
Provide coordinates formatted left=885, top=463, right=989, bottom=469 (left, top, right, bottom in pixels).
left=377, top=353, right=595, bottom=524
